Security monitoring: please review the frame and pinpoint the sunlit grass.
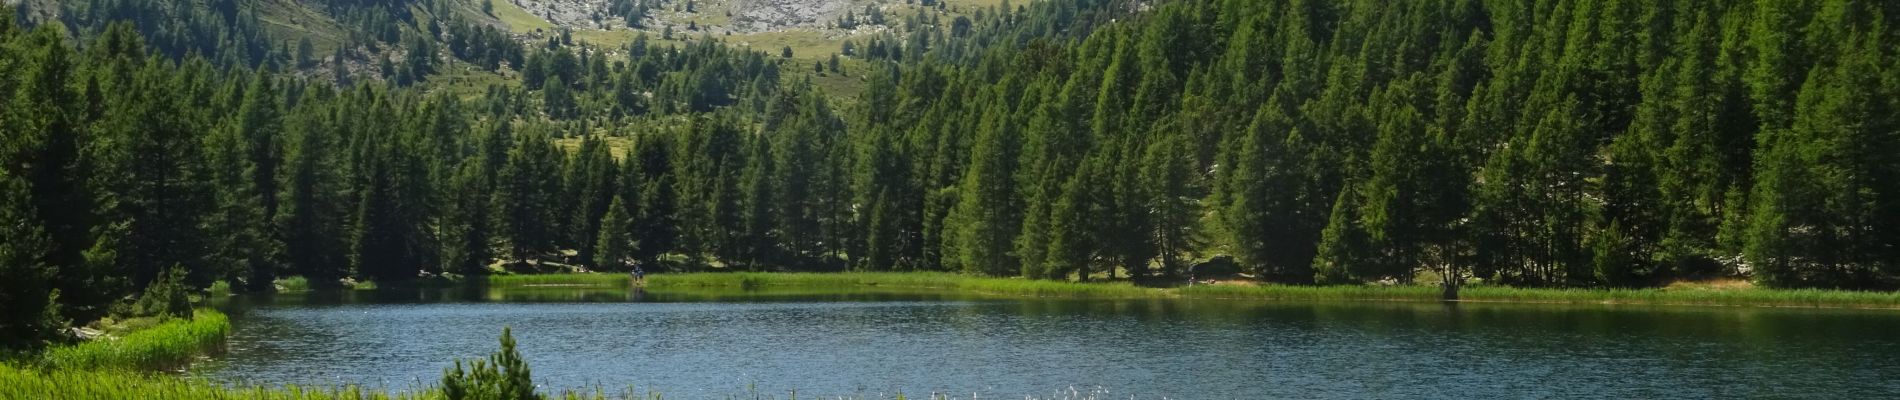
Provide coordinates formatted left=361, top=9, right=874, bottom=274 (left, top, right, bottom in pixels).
left=633, top=272, right=1900, bottom=308
left=556, top=136, right=636, bottom=159
left=1454, top=285, right=1900, bottom=308
left=41, top=309, right=230, bottom=372
left=0, top=363, right=438, bottom=400
left=492, top=0, right=556, bottom=34
left=272, top=271, right=1900, bottom=309
left=648, top=272, right=1161, bottom=298
left=276, top=276, right=312, bottom=292
left=480, top=273, right=634, bottom=287
left=0, top=364, right=998, bottom=400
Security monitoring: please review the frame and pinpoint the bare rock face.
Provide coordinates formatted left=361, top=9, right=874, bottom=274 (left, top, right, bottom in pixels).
left=513, top=0, right=616, bottom=30
left=730, top=0, right=852, bottom=32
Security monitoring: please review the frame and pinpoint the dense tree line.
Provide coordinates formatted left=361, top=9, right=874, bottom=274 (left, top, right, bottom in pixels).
left=55, top=0, right=279, bottom=67
left=841, top=0, right=1900, bottom=291
left=0, top=11, right=802, bottom=349
left=511, top=33, right=785, bottom=120
left=445, top=15, right=526, bottom=72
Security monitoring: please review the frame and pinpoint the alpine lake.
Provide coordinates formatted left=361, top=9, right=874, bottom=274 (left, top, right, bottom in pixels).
left=193, top=283, right=1900, bottom=399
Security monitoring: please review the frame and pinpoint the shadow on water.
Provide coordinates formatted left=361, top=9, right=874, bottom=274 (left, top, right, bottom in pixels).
left=213, top=284, right=1900, bottom=346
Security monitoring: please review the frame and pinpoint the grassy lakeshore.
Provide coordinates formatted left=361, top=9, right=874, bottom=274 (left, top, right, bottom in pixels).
left=0, top=364, right=432, bottom=400
left=467, top=272, right=1900, bottom=309
left=0, top=364, right=967, bottom=400
left=282, top=270, right=1900, bottom=309
left=41, top=309, right=232, bottom=372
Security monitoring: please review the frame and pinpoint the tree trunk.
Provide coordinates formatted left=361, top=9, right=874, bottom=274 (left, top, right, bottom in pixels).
left=1440, top=263, right=1461, bottom=301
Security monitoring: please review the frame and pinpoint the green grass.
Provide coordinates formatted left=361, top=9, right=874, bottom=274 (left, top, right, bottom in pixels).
left=41, top=309, right=231, bottom=372
left=492, top=0, right=557, bottom=34
left=421, top=65, right=518, bottom=101
left=270, top=272, right=1900, bottom=309
left=480, top=273, right=634, bottom=287
left=1, top=363, right=955, bottom=400
left=273, top=276, right=393, bottom=291
left=0, top=364, right=438, bottom=400
left=730, top=30, right=855, bottom=62
left=1452, top=285, right=1900, bottom=308
left=275, top=276, right=312, bottom=292
left=649, top=272, right=1160, bottom=297
left=556, top=136, right=635, bottom=159
left=632, top=272, right=1900, bottom=309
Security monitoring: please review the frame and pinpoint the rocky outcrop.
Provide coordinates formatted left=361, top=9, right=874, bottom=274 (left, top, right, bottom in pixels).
left=730, top=0, right=852, bottom=32
left=513, top=0, right=617, bottom=29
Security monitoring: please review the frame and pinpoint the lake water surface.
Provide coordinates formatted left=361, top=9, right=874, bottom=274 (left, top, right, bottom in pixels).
left=195, top=287, right=1900, bottom=399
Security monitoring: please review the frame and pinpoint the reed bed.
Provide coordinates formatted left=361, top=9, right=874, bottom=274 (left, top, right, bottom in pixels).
left=0, top=364, right=431, bottom=400
left=41, top=309, right=231, bottom=371
left=0, top=365, right=1019, bottom=400
left=0, top=363, right=956, bottom=400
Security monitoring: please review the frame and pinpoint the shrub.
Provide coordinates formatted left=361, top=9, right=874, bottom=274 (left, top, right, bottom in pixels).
left=131, top=266, right=192, bottom=320
left=441, top=327, right=541, bottom=400
left=275, top=276, right=312, bottom=292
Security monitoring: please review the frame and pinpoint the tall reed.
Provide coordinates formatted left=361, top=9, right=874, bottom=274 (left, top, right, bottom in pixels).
left=41, top=309, right=231, bottom=371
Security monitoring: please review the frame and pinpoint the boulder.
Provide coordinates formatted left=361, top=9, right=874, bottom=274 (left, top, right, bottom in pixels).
left=1189, top=255, right=1242, bottom=279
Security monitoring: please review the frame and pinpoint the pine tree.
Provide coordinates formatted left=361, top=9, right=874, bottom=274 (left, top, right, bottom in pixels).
left=1220, top=99, right=1319, bottom=283
left=352, top=110, right=414, bottom=282
left=768, top=87, right=844, bottom=264
left=497, top=131, right=563, bottom=262
left=564, top=138, right=618, bottom=267
left=594, top=196, right=632, bottom=270
left=278, top=90, right=349, bottom=285
left=1312, top=182, right=1367, bottom=285
left=444, top=160, right=496, bottom=275
left=206, top=93, right=277, bottom=290
left=208, top=70, right=286, bottom=290
left=5, top=26, right=114, bottom=318
left=943, top=101, right=1022, bottom=276
left=93, top=57, right=216, bottom=290
left=0, top=169, right=63, bottom=349
left=1746, top=23, right=1899, bottom=288
left=1140, top=127, right=1198, bottom=278
left=626, top=132, right=680, bottom=266
left=543, top=76, right=574, bottom=119
left=1352, top=79, right=1460, bottom=284
left=1042, top=155, right=1107, bottom=281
